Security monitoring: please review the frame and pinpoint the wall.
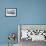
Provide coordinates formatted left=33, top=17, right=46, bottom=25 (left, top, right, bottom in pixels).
left=0, top=0, right=46, bottom=44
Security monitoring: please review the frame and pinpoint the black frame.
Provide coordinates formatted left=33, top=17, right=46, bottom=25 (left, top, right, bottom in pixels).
left=5, top=8, right=17, bottom=17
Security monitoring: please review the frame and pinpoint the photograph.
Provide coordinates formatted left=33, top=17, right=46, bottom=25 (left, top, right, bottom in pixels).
left=5, top=8, right=17, bottom=16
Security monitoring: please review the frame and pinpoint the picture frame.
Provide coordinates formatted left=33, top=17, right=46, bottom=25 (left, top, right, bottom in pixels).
left=5, top=8, right=17, bottom=17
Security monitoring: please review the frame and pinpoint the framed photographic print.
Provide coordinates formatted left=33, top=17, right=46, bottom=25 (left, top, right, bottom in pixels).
left=5, top=8, right=17, bottom=17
